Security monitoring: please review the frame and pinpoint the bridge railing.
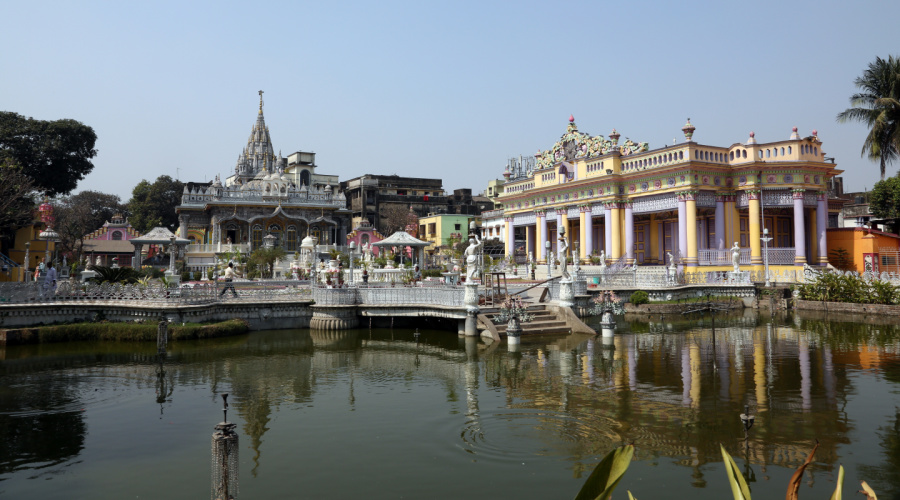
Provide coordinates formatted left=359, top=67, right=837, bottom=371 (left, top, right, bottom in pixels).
left=312, top=286, right=465, bottom=307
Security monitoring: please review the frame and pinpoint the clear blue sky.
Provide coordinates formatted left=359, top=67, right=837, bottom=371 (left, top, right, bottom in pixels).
left=3, top=0, right=898, bottom=201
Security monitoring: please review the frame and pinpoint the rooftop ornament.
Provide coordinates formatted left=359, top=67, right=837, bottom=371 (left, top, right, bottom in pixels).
left=681, top=118, right=695, bottom=142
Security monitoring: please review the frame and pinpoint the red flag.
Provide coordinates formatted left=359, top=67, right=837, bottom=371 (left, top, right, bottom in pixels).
left=424, top=195, right=429, bottom=201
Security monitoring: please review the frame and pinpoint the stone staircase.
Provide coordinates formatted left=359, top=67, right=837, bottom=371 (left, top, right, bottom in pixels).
left=477, top=304, right=578, bottom=339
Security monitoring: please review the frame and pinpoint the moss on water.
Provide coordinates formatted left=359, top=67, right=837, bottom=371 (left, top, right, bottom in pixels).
left=2, top=318, right=250, bottom=345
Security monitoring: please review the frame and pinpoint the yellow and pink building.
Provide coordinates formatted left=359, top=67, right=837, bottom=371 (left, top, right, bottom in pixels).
left=492, top=116, right=843, bottom=272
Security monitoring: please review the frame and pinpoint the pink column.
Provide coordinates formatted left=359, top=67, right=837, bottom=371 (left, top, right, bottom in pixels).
left=583, top=206, right=594, bottom=256
left=624, top=202, right=634, bottom=264
left=677, top=195, right=687, bottom=260
left=715, top=194, right=726, bottom=250
left=604, top=204, right=612, bottom=258
left=793, top=189, right=807, bottom=264
left=817, top=192, right=828, bottom=265
left=538, top=211, right=547, bottom=262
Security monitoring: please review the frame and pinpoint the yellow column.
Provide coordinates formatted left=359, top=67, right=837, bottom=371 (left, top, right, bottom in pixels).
left=649, top=214, right=659, bottom=264
left=748, top=190, right=762, bottom=265
left=560, top=211, right=569, bottom=259
left=525, top=223, right=533, bottom=263
left=726, top=194, right=738, bottom=247
left=579, top=208, right=588, bottom=260
left=610, top=202, right=622, bottom=260
left=685, top=192, right=698, bottom=266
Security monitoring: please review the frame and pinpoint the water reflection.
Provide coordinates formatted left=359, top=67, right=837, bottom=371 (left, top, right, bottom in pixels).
left=0, top=313, right=899, bottom=498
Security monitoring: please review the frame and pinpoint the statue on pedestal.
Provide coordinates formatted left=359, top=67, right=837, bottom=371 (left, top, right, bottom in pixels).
left=464, top=232, right=483, bottom=281
left=558, top=227, right=570, bottom=279
left=731, top=242, right=741, bottom=272
left=599, top=250, right=607, bottom=273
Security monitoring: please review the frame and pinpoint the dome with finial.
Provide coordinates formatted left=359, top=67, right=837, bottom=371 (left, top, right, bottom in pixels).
left=746, top=131, right=757, bottom=145
left=790, top=126, right=800, bottom=140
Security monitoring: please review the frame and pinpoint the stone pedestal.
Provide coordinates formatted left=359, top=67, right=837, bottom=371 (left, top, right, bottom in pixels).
left=464, top=281, right=480, bottom=336
left=558, top=279, right=574, bottom=308
left=165, top=270, right=181, bottom=287
left=310, top=305, right=359, bottom=330
left=80, top=269, right=97, bottom=283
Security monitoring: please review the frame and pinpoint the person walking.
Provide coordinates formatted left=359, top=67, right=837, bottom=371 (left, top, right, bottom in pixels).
left=219, top=262, right=238, bottom=298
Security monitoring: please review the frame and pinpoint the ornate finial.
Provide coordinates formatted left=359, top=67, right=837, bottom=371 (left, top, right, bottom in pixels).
left=746, top=131, right=757, bottom=145
left=681, top=118, right=695, bottom=142
left=258, top=90, right=264, bottom=114
left=790, top=126, right=800, bottom=140
left=609, top=128, right=620, bottom=145
left=569, top=114, right=575, bottom=123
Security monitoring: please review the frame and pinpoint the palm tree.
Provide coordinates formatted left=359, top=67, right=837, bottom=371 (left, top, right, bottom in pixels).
left=837, top=56, right=900, bottom=180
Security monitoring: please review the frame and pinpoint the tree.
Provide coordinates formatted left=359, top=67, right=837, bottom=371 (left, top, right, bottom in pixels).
left=837, top=55, right=900, bottom=180
left=379, top=203, right=411, bottom=235
left=127, top=175, right=184, bottom=233
left=0, top=112, right=98, bottom=196
left=53, top=191, right=127, bottom=263
left=0, top=162, right=37, bottom=243
left=247, top=247, right=286, bottom=279
left=869, top=176, right=900, bottom=233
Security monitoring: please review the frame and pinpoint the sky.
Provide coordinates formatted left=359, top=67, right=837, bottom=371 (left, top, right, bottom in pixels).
left=2, top=0, right=898, bottom=201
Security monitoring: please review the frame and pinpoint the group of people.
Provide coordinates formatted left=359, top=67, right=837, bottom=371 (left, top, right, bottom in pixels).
left=31, top=258, right=58, bottom=293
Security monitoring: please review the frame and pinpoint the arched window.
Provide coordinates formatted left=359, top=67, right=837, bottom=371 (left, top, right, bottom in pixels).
left=742, top=150, right=747, bottom=158
left=286, top=225, right=297, bottom=251
left=300, top=169, right=311, bottom=186
left=252, top=224, right=263, bottom=250
left=111, top=230, right=123, bottom=241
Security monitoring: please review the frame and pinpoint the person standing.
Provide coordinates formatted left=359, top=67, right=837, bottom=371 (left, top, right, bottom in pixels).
left=45, top=262, right=58, bottom=294
left=219, top=262, right=238, bottom=298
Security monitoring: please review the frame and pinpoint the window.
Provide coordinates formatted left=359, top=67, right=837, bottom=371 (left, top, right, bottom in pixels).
left=286, top=226, right=297, bottom=251
left=455, top=224, right=461, bottom=230
left=111, top=231, right=123, bottom=240
left=252, top=225, right=262, bottom=249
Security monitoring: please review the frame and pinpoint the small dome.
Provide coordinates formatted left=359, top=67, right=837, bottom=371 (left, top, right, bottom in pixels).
left=300, top=235, right=317, bottom=249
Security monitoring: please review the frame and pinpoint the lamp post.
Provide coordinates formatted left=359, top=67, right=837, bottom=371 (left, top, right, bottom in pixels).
left=349, top=241, right=357, bottom=285
left=545, top=240, right=551, bottom=278
left=761, top=228, right=772, bottom=287
left=22, top=242, right=30, bottom=282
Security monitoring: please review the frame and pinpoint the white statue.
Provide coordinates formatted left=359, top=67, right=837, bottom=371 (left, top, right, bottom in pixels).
left=96, top=256, right=102, bottom=267
left=550, top=251, right=556, bottom=271
left=558, top=227, right=570, bottom=279
left=667, top=251, right=675, bottom=270
left=464, top=233, right=483, bottom=281
left=731, top=242, right=741, bottom=272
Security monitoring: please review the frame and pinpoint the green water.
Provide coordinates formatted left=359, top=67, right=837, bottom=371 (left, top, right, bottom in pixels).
left=1, top=311, right=900, bottom=499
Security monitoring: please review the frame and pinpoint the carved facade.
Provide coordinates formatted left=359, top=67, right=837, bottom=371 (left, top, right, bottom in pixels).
left=176, top=95, right=351, bottom=271
left=489, top=117, right=843, bottom=269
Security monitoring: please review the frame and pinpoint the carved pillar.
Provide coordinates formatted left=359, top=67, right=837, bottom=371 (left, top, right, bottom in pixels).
left=624, top=201, right=634, bottom=265
left=133, top=243, right=142, bottom=269
left=684, top=192, right=698, bottom=266
left=537, top=210, right=547, bottom=263
left=582, top=205, right=593, bottom=258
left=817, top=192, right=829, bottom=265
left=604, top=204, right=612, bottom=257
left=677, top=195, right=687, bottom=260
left=504, top=217, right=514, bottom=257
left=715, top=194, right=726, bottom=250
left=793, top=189, right=807, bottom=264
left=610, top=202, right=622, bottom=260
left=557, top=209, right=567, bottom=259
left=748, top=190, right=762, bottom=265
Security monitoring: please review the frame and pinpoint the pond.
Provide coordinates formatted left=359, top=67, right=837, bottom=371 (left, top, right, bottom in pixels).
left=2, top=311, right=900, bottom=499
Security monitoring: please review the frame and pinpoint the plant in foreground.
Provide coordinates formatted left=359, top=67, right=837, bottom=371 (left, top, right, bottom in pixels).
left=574, top=442, right=880, bottom=499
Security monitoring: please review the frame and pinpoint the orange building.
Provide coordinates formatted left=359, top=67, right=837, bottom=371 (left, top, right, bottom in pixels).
left=826, top=227, right=900, bottom=274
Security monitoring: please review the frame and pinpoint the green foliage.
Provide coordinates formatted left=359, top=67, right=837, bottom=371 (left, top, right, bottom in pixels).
left=573, top=444, right=634, bottom=500
left=630, top=290, right=649, bottom=305
left=90, top=265, right=141, bottom=284
left=126, top=175, right=184, bottom=233
left=0, top=163, right=36, bottom=241
left=423, top=269, right=443, bottom=278
left=247, top=246, right=286, bottom=279
left=720, top=445, right=752, bottom=500
left=797, top=271, right=899, bottom=304
left=870, top=176, right=900, bottom=223
left=836, top=55, right=900, bottom=180
left=52, top=190, right=126, bottom=262
left=0, top=111, right=98, bottom=196
left=16, top=318, right=250, bottom=344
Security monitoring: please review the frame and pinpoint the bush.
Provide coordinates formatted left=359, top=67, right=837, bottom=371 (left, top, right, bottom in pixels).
left=423, top=269, right=443, bottom=278
left=797, top=271, right=899, bottom=305
left=630, top=290, right=649, bottom=305
left=21, top=318, right=250, bottom=344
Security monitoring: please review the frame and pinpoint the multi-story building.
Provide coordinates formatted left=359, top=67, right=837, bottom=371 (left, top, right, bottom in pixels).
left=417, top=213, right=474, bottom=259
left=176, top=93, right=351, bottom=272
left=492, top=116, right=843, bottom=270
left=340, top=175, right=448, bottom=232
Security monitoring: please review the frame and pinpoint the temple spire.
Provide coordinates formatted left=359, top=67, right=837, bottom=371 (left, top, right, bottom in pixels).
left=258, top=90, right=264, bottom=114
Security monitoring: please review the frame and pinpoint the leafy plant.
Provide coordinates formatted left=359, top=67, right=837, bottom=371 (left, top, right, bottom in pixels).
left=90, top=265, right=140, bottom=284
left=829, top=248, right=853, bottom=271
left=573, top=444, right=634, bottom=500
left=630, top=290, right=649, bottom=305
